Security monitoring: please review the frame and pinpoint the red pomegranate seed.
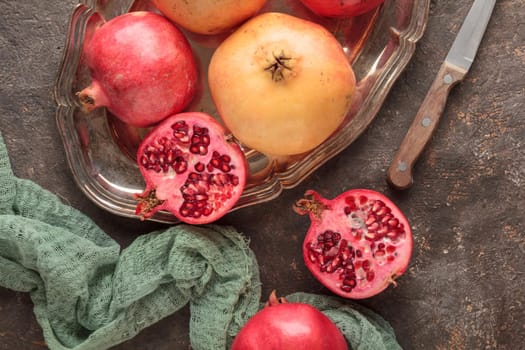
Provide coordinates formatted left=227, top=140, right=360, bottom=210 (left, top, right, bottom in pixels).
left=345, top=196, right=355, bottom=204
left=195, top=162, right=205, bottom=172
left=386, top=231, right=398, bottom=239
left=366, top=216, right=376, bottom=225
left=388, top=218, right=399, bottom=227
left=376, top=206, right=391, bottom=217
left=366, top=271, right=375, bottom=281
left=375, top=250, right=385, bottom=257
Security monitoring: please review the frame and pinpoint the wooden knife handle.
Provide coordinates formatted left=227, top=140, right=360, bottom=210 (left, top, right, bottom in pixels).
left=386, top=62, right=466, bottom=190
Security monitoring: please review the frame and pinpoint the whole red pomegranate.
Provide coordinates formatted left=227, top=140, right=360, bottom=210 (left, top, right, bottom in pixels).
left=208, top=12, right=356, bottom=156
left=231, top=291, right=348, bottom=350
left=151, top=0, right=267, bottom=35
left=135, top=112, right=246, bottom=224
left=78, top=11, right=198, bottom=127
left=294, top=189, right=412, bottom=299
left=299, top=0, right=385, bottom=17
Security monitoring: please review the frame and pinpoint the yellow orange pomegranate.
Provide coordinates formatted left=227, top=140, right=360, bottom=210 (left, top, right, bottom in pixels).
left=208, top=12, right=356, bottom=156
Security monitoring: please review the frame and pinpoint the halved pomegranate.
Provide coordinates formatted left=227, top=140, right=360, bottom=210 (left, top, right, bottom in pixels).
left=294, top=189, right=413, bottom=299
left=135, top=112, right=247, bottom=224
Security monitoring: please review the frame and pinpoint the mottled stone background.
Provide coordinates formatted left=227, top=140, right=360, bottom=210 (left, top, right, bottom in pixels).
left=0, top=1, right=523, bottom=349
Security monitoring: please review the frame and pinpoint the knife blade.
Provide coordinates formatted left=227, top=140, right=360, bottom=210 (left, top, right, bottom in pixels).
left=386, top=0, right=496, bottom=190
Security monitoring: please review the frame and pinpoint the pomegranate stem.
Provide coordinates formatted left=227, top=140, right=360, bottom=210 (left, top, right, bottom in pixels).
left=134, top=189, right=164, bottom=220
left=293, top=197, right=330, bottom=219
left=265, top=290, right=287, bottom=307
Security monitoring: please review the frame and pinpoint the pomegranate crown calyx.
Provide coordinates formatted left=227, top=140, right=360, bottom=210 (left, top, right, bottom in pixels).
left=264, top=50, right=295, bottom=82
left=265, top=290, right=288, bottom=307
left=134, top=189, right=164, bottom=220
left=293, top=191, right=330, bottom=219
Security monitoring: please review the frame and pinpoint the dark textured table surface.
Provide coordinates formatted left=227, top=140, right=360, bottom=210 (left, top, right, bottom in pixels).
left=1, top=1, right=524, bottom=349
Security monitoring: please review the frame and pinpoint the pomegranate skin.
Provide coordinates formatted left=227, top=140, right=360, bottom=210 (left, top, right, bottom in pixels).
left=295, top=189, right=413, bottom=299
left=232, top=300, right=348, bottom=350
left=208, top=12, right=356, bottom=156
left=78, top=11, right=198, bottom=127
left=151, top=0, right=268, bottom=35
left=299, top=0, right=385, bottom=18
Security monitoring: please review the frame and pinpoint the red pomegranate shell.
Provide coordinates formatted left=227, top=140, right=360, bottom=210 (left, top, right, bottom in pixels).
left=231, top=291, right=348, bottom=350
left=135, top=112, right=247, bottom=224
left=294, top=189, right=413, bottom=299
left=78, top=11, right=198, bottom=127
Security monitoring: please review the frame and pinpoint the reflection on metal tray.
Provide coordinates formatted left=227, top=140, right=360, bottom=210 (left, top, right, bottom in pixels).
left=54, top=0, right=430, bottom=224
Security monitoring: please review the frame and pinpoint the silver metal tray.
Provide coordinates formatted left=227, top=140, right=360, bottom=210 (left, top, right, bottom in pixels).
left=54, top=0, right=430, bottom=224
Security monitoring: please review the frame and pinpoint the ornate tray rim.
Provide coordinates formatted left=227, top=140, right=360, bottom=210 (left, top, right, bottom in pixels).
left=54, top=0, right=430, bottom=224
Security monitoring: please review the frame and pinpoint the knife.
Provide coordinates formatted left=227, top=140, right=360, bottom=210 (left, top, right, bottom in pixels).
left=386, top=0, right=496, bottom=190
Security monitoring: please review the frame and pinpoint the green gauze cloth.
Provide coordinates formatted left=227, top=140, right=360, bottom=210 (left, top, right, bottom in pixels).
left=0, top=132, right=402, bottom=350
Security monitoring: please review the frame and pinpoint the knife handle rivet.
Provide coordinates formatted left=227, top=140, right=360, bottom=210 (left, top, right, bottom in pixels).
left=443, top=74, right=453, bottom=84
left=422, top=117, right=432, bottom=127
left=397, top=161, right=408, bottom=172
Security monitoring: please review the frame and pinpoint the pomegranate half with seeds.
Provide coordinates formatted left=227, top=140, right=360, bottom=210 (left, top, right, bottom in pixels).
left=135, top=112, right=247, bottom=224
left=294, top=189, right=412, bottom=299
